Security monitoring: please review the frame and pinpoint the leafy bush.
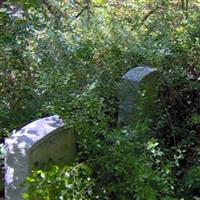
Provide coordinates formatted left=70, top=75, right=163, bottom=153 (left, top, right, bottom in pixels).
left=22, top=164, right=93, bottom=200
left=0, top=0, right=200, bottom=199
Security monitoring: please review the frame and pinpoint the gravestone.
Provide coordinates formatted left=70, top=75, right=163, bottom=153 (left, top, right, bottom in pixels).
left=118, top=66, right=160, bottom=125
left=0, top=144, right=4, bottom=197
left=5, top=115, right=76, bottom=200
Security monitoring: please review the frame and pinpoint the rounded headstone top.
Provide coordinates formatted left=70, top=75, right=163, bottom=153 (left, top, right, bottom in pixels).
left=5, top=115, right=64, bottom=152
left=122, top=66, right=158, bottom=83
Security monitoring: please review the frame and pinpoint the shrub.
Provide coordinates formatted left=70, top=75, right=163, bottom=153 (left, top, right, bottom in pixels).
left=0, top=1, right=200, bottom=199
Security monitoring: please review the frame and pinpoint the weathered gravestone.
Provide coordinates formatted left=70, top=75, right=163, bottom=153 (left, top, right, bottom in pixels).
left=5, top=115, right=76, bottom=200
left=118, top=66, right=160, bottom=125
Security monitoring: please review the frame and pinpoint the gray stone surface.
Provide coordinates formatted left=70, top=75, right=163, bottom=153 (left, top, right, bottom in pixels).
left=118, top=66, right=160, bottom=125
left=5, top=115, right=76, bottom=200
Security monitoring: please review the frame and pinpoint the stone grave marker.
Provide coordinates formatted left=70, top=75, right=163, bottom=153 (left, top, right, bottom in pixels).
left=118, top=65, right=160, bottom=125
left=5, top=115, right=76, bottom=200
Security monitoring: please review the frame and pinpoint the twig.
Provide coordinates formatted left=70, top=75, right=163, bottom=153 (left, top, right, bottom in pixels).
left=160, top=94, right=177, bottom=147
left=75, top=8, right=85, bottom=18
left=0, top=0, right=3, bottom=8
left=141, top=1, right=166, bottom=23
left=42, top=0, right=55, bottom=15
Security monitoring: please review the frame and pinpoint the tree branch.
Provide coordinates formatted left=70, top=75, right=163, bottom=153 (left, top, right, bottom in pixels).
left=141, top=2, right=166, bottom=23
left=75, top=8, right=85, bottom=18
left=42, top=0, right=55, bottom=14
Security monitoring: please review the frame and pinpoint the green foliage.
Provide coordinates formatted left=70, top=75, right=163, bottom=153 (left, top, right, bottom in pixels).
left=183, top=166, right=200, bottom=198
left=0, top=0, right=200, bottom=199
left=22, top=164, right=93, bottom=200
left=23, top=125, right=175, bottom=200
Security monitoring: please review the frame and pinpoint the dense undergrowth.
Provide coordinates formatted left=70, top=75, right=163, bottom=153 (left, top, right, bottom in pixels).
left=0, top=0, right=200, bottom=199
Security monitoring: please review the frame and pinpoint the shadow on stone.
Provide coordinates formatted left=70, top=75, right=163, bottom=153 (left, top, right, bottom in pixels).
left=5, top=115, right=76, bottom=200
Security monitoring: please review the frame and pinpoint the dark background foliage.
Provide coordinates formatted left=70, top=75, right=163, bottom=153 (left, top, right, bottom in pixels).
left=0, top=0, right=200, bottom=199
